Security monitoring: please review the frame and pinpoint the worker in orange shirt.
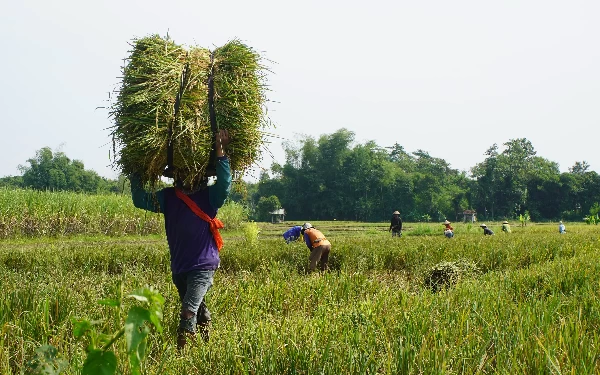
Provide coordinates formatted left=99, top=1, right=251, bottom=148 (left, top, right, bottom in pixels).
left=301, top=223, right=331, bottom=272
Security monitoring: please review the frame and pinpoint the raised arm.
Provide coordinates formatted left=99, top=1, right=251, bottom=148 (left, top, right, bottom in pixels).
left=208, top=129, right=232, bottom=210
left=130, top=174, right=165, bottom=213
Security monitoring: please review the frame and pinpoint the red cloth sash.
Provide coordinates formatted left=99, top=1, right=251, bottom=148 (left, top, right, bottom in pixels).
left=175, top=188, right=224, bottom=251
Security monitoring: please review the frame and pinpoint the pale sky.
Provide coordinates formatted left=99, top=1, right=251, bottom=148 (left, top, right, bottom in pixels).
left=1, top=0, right=599, bottom=181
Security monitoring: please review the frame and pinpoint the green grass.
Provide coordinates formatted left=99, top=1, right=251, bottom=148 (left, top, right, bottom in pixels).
left=1, top=222, right=600, bottom=374
left=0, top=188, right=162, bottom=238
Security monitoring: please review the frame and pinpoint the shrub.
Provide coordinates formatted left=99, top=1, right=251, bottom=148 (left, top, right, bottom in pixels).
left=218, top=200, right=249, bottom=230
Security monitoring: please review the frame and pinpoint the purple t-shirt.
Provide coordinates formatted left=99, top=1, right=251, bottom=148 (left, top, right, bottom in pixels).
left=130, top=157, right=231, bottom=274
left=162, top=187, right=220, bottom=273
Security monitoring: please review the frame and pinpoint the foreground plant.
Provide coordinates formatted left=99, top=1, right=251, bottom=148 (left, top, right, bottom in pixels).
left=25, top=287, right=164, bottom=375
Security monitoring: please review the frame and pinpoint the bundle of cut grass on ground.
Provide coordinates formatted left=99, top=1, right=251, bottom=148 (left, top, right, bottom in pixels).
left=110, top=34, right=268, bottom=190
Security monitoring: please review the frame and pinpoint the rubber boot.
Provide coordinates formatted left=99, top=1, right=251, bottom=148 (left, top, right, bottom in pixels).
left=197, top=301, right=211, bottom=343
left=177, top=330, right=196, bottom=351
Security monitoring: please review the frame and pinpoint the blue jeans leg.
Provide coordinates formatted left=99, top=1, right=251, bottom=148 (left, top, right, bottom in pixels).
left=172, top=270, right=215, bottom=334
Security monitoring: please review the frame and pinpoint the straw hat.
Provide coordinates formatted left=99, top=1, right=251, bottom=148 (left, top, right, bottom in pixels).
left=443, top=220, right=451, bottom=225
left=502, top=221, right=508, bottom=224
left=392, top=211, right=400, bottom=215
left=480, top=224, right=487, bottom=227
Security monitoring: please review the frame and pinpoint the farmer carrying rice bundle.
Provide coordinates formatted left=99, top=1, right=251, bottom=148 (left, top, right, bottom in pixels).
left=116, top=34, right=270, bottom=350
left=130, top=130, right=231, bottom=350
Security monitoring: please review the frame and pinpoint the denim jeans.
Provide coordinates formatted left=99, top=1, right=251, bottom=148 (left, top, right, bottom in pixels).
left=172, top=269, right=215, bottom=334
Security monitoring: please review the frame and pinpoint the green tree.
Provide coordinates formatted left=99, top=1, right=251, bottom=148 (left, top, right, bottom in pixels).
left=256, top=195, right=281, bottom=222
left=524, top=157, right=561, bottom=219
left=0, top=175, right=23, bottom=188
left=18, top=147, right=116, bottom=193
left=472, top=139, right=538, bottom=219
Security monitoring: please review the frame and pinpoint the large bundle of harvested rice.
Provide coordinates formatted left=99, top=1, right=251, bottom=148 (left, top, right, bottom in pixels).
left=110, top=35, right=268, bottom=190
left=425, top=260, right=480, bottom=292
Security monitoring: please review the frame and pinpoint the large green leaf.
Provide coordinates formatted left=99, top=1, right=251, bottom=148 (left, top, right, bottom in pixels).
left=25, top=345, right=68, bottom=375
left=82, top=350, right=117, bottom=375
left=125, top=306, right=151, bottom=375
left=128, top=286, right=165, bottom=333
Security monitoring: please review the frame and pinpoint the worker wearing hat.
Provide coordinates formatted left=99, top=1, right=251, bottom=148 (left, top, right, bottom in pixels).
left=480, top=223, right=494, bottom=235
left=559, top=221, right=566, bottom=234
left=501, top=220, right=511, bottom=233
left=389, top=211, right=403, bottom=237
left=301, top=223, right=331, bottom=272
left=443, top=220, right=454, bottom=238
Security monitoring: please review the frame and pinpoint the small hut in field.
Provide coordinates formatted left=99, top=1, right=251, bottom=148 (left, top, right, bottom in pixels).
left=462, top=210, right=477, bottom=223
left=270, top=208, right=285, bottom=223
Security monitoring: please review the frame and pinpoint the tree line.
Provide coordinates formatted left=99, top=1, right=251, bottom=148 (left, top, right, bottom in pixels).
left=0, top=147, right=128, bottom=194
left=235, top=129, right=600, bottom=222
left=3, top=136, right=599, bottom=223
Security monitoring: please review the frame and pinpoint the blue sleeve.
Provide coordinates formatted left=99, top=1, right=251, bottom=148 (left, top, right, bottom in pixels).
left=130, top=174, right=165, bottom=213
left=304, top=233, right=311, bottom=249
left=209, top=157, right=232, bottom=210
left=293, top=226, right=302, bottom=237
left=283, top=226, right=301, bottom=240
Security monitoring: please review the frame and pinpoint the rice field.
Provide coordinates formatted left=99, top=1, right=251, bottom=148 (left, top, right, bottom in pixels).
left=0, top=188, right=162, bottom=238
left=2, top=194, right=600, bottom=374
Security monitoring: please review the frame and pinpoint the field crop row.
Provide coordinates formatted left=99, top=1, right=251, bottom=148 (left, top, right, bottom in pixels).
left=1, top=227, right=599, bottom=374
left=0, top=188, right=162, bottom=238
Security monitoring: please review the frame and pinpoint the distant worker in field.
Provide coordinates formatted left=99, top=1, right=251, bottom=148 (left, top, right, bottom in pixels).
left=480, top=223, right=494, bottom=235
left=389, top=211, right=403, bottom=237
left=502, top=220, right=512, bottom=233
left=283, top=225, right=302, bottom=244
left=559, top=221, right=567, bottom=234
left=301, top=223, right=331, bottom=272
left=443, top=220, right=454, bottom=238
left=130, top=130, right=231, bottom=350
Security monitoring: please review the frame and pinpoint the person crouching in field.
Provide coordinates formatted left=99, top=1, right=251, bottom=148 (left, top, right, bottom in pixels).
left=283, top=225, right=302, bottom=244
left=301, top=223, right=331, bottom=272
left=443, top=220, right=454, bottom=238
left=480, top=223, right=494, bottom=235
left=559, top=221, right=567, bottom=234
left=502, top=220, right=512, bottom=233
left=389, top=211, right=403, bottom=237
left=130, top=130, right=231, bottom=350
